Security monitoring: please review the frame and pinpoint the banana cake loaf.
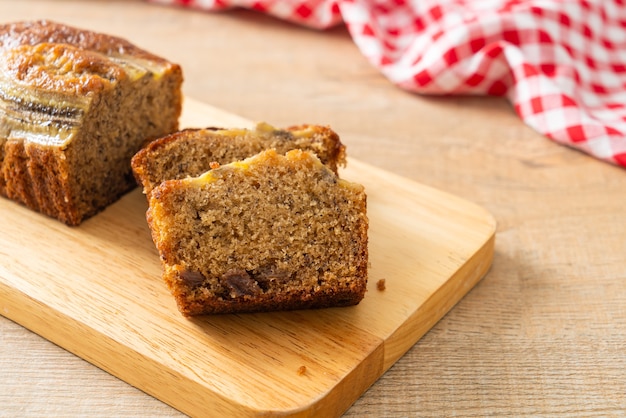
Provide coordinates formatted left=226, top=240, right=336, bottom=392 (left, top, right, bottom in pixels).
left=131, top=122, right=346, bottom=197
left=147, top=149, right=368, bottom=316
left=0, top=20, right=183, bottom=225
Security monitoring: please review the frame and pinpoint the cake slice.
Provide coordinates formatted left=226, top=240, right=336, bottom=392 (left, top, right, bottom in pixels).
left=147, top=149, right=368, bottom=316
left=0, top=20, right=183, bottom=225
left=131, top=122, right=346, bottom=197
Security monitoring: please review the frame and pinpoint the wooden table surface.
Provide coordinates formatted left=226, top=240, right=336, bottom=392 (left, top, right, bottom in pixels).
left=1, top=1, right=625, bottom=416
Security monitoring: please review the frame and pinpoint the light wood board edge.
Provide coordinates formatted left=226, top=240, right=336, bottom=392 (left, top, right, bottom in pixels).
left=0, top=98, right=497, bottom=417
left=342, top=159, right=497, bottom=372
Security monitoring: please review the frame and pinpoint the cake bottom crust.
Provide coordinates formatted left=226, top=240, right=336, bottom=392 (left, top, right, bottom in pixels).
left=167, top=272, right=367, bottom=316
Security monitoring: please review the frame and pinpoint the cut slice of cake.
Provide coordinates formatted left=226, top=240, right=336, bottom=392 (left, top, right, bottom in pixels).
left=147, top=149, right=368, bottom=316
left=131, top=122, right=346, bottom=197
left=0, top=20, right=183, bottom=225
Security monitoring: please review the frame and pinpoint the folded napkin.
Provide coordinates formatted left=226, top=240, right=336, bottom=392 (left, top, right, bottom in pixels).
left=152, top=0, right=626, bottom=168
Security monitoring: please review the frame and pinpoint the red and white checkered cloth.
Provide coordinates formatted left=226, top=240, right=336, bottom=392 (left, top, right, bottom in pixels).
left=152, top=0, right=626, bottom=168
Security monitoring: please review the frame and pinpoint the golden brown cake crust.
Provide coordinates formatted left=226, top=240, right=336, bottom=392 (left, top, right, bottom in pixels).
left=0, top=20, right=183, bottom=225
left=3, top=43, right=125, bottom=95
left=147, top=149, right=368, bottom=316
left=0, top=20, right=170, bottom=63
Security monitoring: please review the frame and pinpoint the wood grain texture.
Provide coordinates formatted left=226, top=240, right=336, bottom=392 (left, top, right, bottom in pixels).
left=0, top=97, right=495, bottom=416
left=1, top=0, right=625, bottom=417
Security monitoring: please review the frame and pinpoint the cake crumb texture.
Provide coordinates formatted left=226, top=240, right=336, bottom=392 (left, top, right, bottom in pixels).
left=131, top=122, right=346, bottom=197
left=147, top=149, right=368, bottom=316
left=0, top=20, right=183, bottom=225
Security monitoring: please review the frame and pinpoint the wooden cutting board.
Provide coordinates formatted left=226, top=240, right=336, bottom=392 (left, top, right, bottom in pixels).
left=0, top=98, right=496, bottom=417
